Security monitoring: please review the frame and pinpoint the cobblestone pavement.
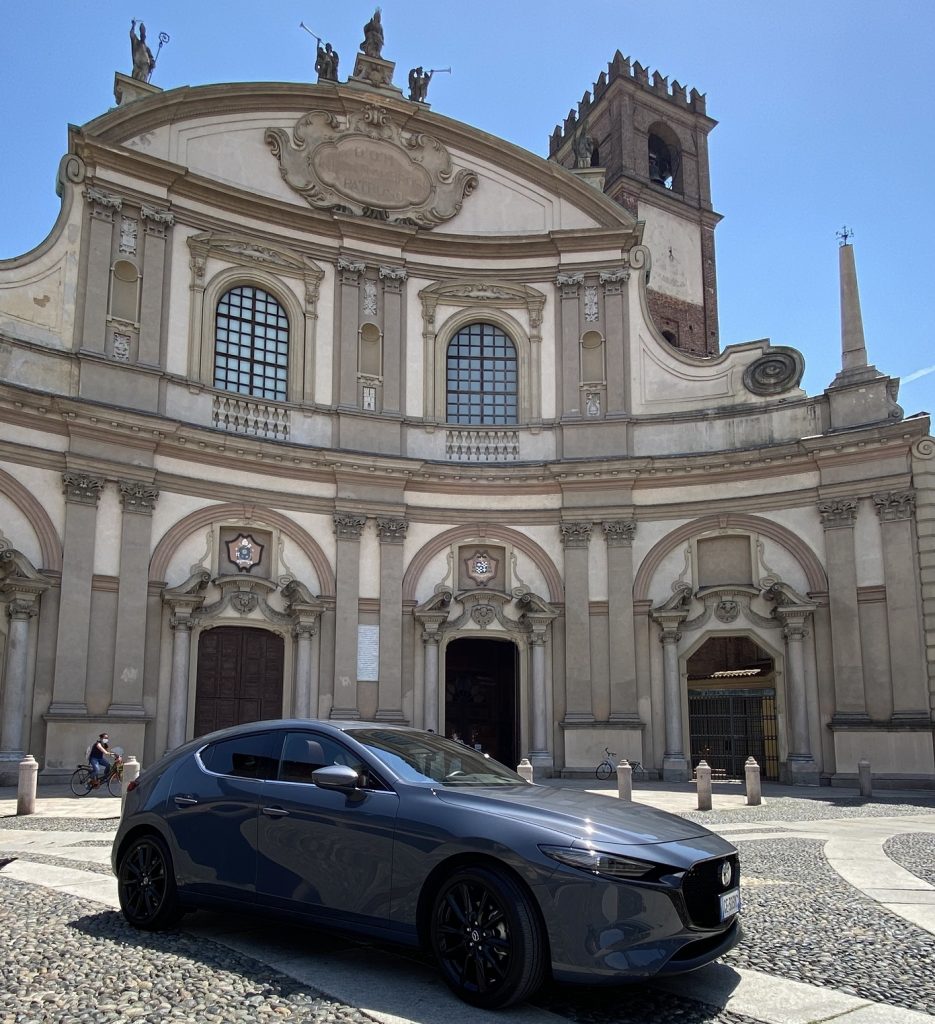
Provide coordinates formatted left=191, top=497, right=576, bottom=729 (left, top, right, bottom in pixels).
left=1, top=793, right=934, bottom=1024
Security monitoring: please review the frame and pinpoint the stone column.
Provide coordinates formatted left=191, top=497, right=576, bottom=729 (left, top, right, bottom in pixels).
left=332, top=512, right=366, bottom=718
left=818, top=497, right=868, bottom=721
left=49, top=473, right=105, bottom=713
left=529, top=632, right=548, bottom=756
left=292, top=622, right=319, bottom=719
left=527, top=295, right=545, bottom=424
left=600, top=269, right=629, bottom=414
left=337, top=258, right=365, bottom=409
left=167, top=614, right=194, bottom=751
left=301, top=269, right=323, bottom=403
left=560, top=521, right=593, bottom=721
left=376, top=517, right=407, bottom=722
left=0, top=600, right=39, bottom=759
left=650, top=606, right=689, bottom=782
left=109, top=480, right=159, bottom=715
left=138, top=205, right=174, bottom=366
left=557, top=273, right=583, bottom=418
left=422, top=631, right=441, bottom=733
left=379, top=268, right=406, bottom=416
left=874, top=491, right=930, bottom=719
left=775, top=607, right=819, bottom=785
left=81, top=188, right=121, bottom=354
left=603, top=520, right=639, bottom=720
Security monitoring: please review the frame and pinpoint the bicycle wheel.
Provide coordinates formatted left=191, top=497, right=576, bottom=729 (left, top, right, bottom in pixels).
left=70, top=767, right=93, bottom=796
left=107, top=770, right=123, bottom=797
left=595, top=761, right=613, bottom=781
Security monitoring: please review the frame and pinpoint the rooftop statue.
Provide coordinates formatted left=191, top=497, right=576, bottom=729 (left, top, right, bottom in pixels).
left=408, top=67, right=433, bottom=103
left=361, top=8, right=384, bottom=58
left=315, top=41, right=340, bottom=82
left=130, top=20, right=156, bottom=82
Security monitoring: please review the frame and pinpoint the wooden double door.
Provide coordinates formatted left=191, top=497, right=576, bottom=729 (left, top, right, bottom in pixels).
left=195, top=626, right=284, bottom=738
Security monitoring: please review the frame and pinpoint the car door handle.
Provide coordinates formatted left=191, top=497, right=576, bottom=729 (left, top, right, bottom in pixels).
left=173, top=795, right=198, bottom=807
left=261, top=806, right=290, bottom=818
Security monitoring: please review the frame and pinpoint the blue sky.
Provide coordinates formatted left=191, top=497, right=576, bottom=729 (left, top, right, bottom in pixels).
left=2, top=1, right=933, bottom=420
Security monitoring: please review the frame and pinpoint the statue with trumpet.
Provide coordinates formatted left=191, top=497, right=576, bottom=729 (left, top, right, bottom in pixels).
left=408, top=65, right=450, bottom=103
left=300, top=22, right=339, bottom=83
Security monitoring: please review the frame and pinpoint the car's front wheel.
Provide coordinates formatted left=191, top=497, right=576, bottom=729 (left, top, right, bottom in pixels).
left=117, top=834, right=182, bottom=930
left=429, top=865, right=547, bottom=1009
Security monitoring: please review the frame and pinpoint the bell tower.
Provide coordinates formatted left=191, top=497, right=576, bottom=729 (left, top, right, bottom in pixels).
left=550, top=51, right=721, bottom=356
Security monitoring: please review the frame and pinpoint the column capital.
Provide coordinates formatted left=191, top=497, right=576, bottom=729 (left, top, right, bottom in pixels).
left=333, top=512, right=367, bottom=540
left=293, top=621, right=319, bottom=640
left=118, top=479, right=159, bottom=514
left=7, top=599, right=38, bottom=621
left=817, top=496, right=858, bottom=528
left=62, top=472, right=105, bottom=506
left=872, top=490, right=915, bottom=522
left=169, top=614, right=196, bottom=632
left=560, top=521, right=592, bottom=548
left=84, top=186, right=122, bottom=220
left=602, top=519, right=636, bottom=547
left=556, top=271, right=583, bottom=298
left=379, top=265, right=407, bottom=291
left=338, top=256, right=366, bottom=283
left=376, top=517, right=408, bottom=544
left=141, top=203, right=174, bottom=236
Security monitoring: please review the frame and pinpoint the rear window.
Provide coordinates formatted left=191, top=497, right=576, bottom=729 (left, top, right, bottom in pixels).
left=200, top=732, right=277, bottom=780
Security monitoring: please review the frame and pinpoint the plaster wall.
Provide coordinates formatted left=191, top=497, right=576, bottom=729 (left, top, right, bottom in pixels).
left=855, top=499, right=885, bottom=586
left=638, top=204, right=703, bottom=305
left=833, top=729, right=935, bottom=777
left=92, top=487, right=122, bottom=577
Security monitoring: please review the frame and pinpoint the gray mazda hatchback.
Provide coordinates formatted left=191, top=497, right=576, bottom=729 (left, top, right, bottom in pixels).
left=113, top=720, right=741, bottom=1008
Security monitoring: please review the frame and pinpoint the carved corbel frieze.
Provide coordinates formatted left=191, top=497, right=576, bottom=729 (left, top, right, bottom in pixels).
left=872, top=490, right=915, bottom=522
left=560, top=521, right=592, bottom=548
left=84, top=186, right=122, bottom=222
left=333, top=512, right=367, bottom=539
left=817, top=496, right=858, bottom=528
left=118, top=479, right=159, bottom=515
left=602, top=520, right=636, bottom=547
left=62, top=472, right=105, bottom=506
left=376, top=517, right=408, bottom=544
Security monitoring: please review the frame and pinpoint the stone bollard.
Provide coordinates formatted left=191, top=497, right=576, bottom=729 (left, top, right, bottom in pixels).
left=121, top=755, right=141, bottom=810
left=695, top=759, right=712, bottom=811
left=516, top=758, right=534, bottom=784
left=617, top=759, right=633, bottom=801
left=857, top=758, right=872, bottom=799
left=17, top=755, right=38, bottom=816
left=744, top=756, right=762, bottom=806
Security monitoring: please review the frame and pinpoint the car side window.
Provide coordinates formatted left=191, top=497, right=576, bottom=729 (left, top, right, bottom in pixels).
left=277, top=731, right=386, bottom=790
left=200, top=732, right=277, bottom=780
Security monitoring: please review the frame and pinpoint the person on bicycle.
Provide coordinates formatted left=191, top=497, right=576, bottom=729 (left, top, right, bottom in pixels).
left=89, top=733, right=110, bottom=781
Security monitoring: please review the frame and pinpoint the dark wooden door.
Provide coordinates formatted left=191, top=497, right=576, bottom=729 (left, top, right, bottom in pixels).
left=195, top=626, right=284, bottom=737
left=444, top=638, right=518, bottom=768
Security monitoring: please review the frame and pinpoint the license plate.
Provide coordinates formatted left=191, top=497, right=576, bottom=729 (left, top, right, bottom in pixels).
left=719, top=888, right=741, bottom=920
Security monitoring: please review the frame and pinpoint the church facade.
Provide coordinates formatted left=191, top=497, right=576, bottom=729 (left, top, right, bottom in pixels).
left=1, top=32, right=933, bottom=787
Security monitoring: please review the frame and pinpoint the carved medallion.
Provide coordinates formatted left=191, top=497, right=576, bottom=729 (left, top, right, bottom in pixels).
left=265, top=105, right=478, bottom=227
left=227, top=534, right=264, bottom=573
left=465, top=549, right=499, bottom=588
left=715, top=600, right=740, bottom=623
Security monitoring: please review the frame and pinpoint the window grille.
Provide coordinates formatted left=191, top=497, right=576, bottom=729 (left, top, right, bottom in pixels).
left=214, top=286, right=289, bottom=401
left=446, top=322, right=518, bottom=425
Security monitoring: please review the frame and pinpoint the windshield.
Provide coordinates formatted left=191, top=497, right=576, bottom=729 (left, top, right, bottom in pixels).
left=347, top=728, right=528, bottom=786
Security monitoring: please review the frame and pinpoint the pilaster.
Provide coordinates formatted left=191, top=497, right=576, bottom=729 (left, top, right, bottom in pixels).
left=332, top=512, right=366, bottom=717
left=376, top=516, right=407, bottom=722
left=337, top=258, right=365, bottom=409
left=379, top=267, right=406, bottom=416
left=560, top=520, right=593, bottom=721
left=557, top=273, right=583, bottom=419
left=138, top=204, right=174, bottom=366
left=603, top=520, right=639, bottom=721
left=81, top=187, right=122, bottom=354
left=600, top=268, right=629, bottom=414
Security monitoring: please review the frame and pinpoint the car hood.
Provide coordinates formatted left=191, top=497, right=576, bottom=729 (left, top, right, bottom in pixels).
left=432, top=785, right=713, bottom=846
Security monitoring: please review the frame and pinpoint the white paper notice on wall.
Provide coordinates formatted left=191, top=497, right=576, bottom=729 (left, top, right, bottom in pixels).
left=357, top=624, right=380, bottom=681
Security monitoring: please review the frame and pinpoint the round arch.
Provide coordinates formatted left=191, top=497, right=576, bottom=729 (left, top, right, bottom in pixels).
left=633, top=512, right=828, bottom=601
left=402, top=523, right=563, bottom=604
left=0, top=466, right=62, bottom=572
left=433, top=308, right=533, bottom=424
left=149, top=501, right=335, bottom=595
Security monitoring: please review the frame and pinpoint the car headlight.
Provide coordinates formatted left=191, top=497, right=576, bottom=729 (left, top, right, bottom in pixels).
left=540, top=845, right=663, bottom=881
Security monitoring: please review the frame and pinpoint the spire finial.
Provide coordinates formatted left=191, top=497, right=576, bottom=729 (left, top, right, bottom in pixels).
left=836, top=225, right=853, bottom=247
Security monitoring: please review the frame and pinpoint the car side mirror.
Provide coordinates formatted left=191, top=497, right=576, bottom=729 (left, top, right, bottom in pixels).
left=312, top=764, right=361, bottom=791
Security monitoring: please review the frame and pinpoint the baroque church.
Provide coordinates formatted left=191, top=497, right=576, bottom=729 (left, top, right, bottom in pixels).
left=1, top=18, right=933, bottom=788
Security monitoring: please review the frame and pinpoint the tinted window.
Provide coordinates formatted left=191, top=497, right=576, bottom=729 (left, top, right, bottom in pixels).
left=277, top=731, right=386, bottom=790
left=200, top=732, right=277, bottom=779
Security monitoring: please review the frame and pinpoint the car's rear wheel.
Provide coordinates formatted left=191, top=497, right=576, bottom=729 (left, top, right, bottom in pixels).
left=429, top=865, right=547, bottom=1009
left=117, top=834, right=182, bottom=930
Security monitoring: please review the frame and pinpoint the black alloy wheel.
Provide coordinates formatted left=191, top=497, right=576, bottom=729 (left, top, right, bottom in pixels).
left=117, top=835, right=182, bottom=930
left=69, top=767, right=92, bottom=796
left=429, top=865, right=547, bottom=1009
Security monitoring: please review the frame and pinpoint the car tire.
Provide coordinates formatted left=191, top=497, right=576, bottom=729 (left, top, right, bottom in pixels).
left=117, top=834, right=182, bottom=930
left=429, top=865, right=547, bottom=1009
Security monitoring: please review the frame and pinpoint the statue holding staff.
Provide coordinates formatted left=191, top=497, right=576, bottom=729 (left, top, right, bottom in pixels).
left=361, top=8, right=384, bottom=58
left=130, top=20, right=156, bottom=82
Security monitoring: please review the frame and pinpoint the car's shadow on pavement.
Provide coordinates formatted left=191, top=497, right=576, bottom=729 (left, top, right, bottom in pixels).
left=70, top=907, right=743, bottom=1024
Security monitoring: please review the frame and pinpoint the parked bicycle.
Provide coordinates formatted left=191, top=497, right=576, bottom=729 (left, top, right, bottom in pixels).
left=70, top=754, right=124, bottom=797
left=595, top=748, right=617, bottom=781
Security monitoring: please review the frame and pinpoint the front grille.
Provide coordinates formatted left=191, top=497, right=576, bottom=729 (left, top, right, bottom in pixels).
left=680, top=854, right=740, bottom=928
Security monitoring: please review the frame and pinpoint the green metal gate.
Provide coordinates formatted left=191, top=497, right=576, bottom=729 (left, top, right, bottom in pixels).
left=688, top=687, right=779, bottom=780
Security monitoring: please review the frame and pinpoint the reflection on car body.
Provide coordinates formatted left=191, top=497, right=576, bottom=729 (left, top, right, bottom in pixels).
left=112, top=720, right=741, bottom=1009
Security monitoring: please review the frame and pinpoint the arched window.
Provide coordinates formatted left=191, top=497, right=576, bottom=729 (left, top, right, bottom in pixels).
left=647, top=124, right=682, bottom=193
left=446, top=322, right=518, bottom=425
left=214, top=286, right=289, bottom=401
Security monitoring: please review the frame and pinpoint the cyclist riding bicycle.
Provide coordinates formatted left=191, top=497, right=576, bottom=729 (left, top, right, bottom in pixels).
left=88, top=733, right=111, bottom=782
